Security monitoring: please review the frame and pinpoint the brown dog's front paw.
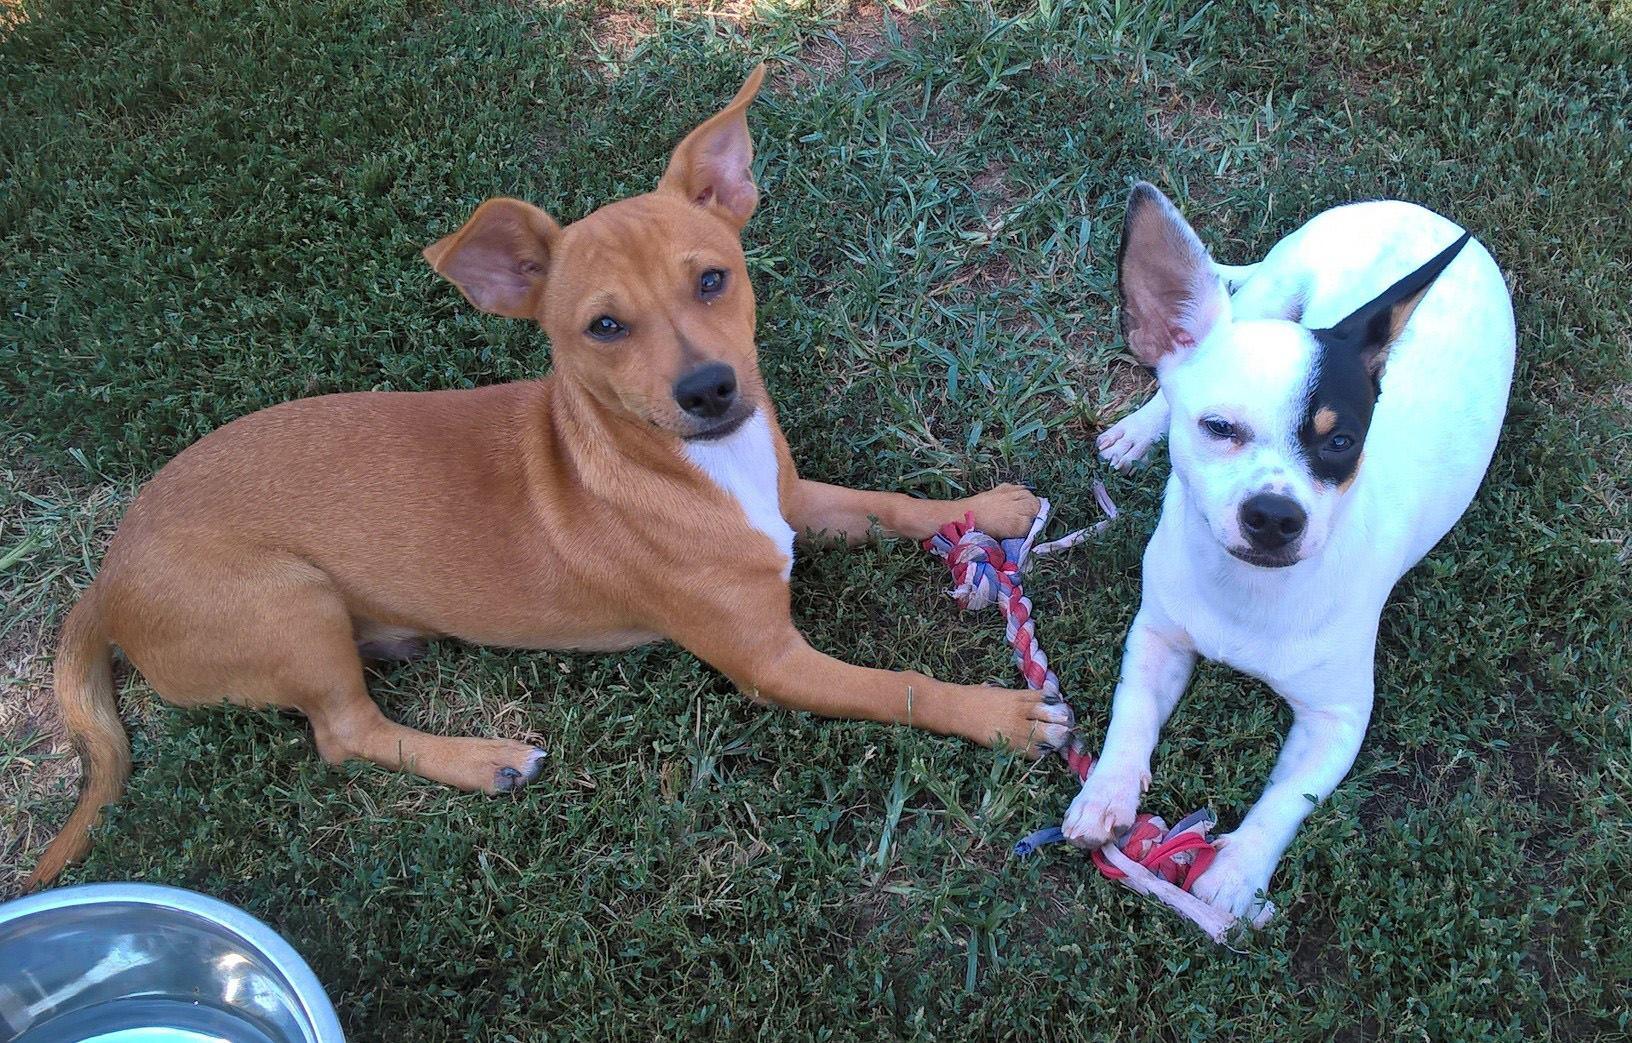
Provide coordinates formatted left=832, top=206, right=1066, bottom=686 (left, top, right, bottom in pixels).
left=957, top=483, right=1042, bottom=538
left=490, top=743, right=548, bottom=793
left=974, top=688, right=1073, bottom=758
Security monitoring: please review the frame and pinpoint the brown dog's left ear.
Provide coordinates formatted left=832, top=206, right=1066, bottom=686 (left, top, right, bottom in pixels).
left=424, top=198, right=562, bottom=321
left=658, top=64, right=766, bottom=228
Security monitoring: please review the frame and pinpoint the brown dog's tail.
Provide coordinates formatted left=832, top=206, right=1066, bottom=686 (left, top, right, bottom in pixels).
left=22, top=588, right=127, bottom=891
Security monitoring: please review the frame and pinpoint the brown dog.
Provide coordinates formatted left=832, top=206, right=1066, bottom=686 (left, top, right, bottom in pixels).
left=23, top=66, right=1072, bottom=889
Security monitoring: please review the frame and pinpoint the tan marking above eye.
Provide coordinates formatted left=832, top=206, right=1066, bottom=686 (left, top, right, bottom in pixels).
left=1313, top=407, right=1338, bottom=436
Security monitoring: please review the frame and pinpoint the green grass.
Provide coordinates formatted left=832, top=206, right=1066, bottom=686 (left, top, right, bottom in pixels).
left=3, top=0, right=1629, bottom=1037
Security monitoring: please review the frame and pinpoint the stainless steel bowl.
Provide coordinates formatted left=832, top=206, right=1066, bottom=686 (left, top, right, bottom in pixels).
left=0, top=883, right=345, bottom=1043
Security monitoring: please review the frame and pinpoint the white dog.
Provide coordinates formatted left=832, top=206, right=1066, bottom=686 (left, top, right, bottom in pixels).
left=1063, top=183, right=1516, bottom=919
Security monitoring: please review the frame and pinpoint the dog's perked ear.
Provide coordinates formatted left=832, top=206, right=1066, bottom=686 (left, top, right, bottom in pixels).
left=423, top=198, right=562, bottom=321
left=658, top=64, right=766, bottom=228
left=1117, top=181, right=1232, bottom=368
left=1316, top=231, right=1471, bottom=380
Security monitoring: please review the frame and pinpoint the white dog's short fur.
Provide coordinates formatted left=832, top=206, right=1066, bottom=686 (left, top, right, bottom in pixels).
left=1064, top=185, right=1516, bottom=919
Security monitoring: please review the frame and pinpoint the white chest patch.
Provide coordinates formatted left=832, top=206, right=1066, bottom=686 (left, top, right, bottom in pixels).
left=683, top=411, right=796, bottom=579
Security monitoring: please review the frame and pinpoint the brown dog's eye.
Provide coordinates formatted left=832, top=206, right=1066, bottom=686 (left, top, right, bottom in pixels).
left=587, top=315, right=626, bottom=341
left=699, top=269, right=726, bottom=299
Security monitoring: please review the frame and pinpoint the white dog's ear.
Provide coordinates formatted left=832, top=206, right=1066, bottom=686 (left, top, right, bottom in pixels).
left=1318, top=231, right=1472, bottom=380
left=1117, top=182, right=1230, bottom=368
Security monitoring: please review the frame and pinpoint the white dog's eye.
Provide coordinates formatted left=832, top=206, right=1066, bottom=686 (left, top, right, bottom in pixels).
left=1325, top=434, right=1354, bottom=453
left=1201, top=417, right=1237, bottom=440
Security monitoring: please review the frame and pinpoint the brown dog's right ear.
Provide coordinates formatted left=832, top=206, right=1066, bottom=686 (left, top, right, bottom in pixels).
left=423, top=198, right=562, bottom=320
left=1117, top=181, right=1230, bottom=368
left=658, top=64, right=766, bottom=229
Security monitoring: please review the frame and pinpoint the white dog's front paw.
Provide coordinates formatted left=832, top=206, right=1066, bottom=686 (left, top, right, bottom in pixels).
left=1096, top=412, right=1164, bottom=471
left=1189, top=835, right=1274, bottom=919
left=1061, top=764, right=1148, bottom=849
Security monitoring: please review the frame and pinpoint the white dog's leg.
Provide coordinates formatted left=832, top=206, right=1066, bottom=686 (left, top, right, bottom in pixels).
left=1097, top=391, right=1170, bottom=471
left=1189, top=673, right=1374, bottom=918
left=1063, top=617, right=1196, bottom=847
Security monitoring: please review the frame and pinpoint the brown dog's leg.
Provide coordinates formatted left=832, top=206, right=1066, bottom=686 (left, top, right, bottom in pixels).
left=788, top=479, right=1040, bottom=545
left=676, top=619, right=1072, bottom=756
left=304, top=657, right=546, bottom=794
left=113, top=549, right=545, bottom=794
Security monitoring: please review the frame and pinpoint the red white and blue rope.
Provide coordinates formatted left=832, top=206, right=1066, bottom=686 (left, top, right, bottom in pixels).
left=920, top=482, right=1228, bottom=902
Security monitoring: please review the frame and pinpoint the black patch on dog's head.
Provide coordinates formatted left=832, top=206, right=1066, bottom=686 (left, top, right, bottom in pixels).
left=1299, top=334, right=1376, bottom=486
left=1298, top=231, right=1472, bottom=487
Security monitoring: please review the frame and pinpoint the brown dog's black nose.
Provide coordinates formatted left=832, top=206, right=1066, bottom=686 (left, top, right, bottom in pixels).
left=673, top=362, right=738, bottom=420
left=1240, top=493, right=1306, bottom=551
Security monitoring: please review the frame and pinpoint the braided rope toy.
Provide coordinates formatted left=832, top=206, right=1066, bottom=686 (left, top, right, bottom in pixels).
left=922, top=483, right=1273, bottom=942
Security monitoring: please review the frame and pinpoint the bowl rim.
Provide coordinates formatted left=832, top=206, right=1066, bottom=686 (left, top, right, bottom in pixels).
left=0, top=882, right=346, bottom=1043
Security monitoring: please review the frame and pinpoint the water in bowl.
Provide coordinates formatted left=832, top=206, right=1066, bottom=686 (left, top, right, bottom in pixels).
left=15, top=996, right=284, bottom=1043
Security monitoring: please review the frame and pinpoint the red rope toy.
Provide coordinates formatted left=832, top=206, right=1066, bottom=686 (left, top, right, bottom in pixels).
left=922, top=484, right=1273, bottom=941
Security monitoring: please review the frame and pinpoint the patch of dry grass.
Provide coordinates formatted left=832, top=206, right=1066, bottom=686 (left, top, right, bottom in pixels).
left=0, top=465, right=128, bottom=895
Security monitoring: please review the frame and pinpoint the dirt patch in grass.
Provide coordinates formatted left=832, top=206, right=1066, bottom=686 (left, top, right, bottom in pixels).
left=971, top=156, right=1024, bottom=227
left=0, top=0, right=25, bottom=34
left=579, top=2, right=760, bottom=73
left=1357, top=745, right=1476, bottom=829
left=1526, top=908, right=1601, bottom=1038
left=0, top=466, right=127, bottom=895
left=940, top=248, right=1017, bottom=298
left=1059, top=347, right=1155, bottom=437
left=0, top=602, right=75, bottom=896
left=588, top=9, right=657, bottom=61
left=1290, top=905, right=1345, bottom=985
left=1145, top=81, right=1330, bottom=194
left=792, top=0, right=926, bottom=86
left=1500, top=739, right=1576, bottom=816
left=1098, top=355, right=1153, bottom=411
left=1147, top=85, right=1226, bottom=149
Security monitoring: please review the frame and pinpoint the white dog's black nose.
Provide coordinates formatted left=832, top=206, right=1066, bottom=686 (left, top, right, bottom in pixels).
left=1240, top=493, right=1306, bottom=551
left=673, top=362, right=738, bottom=420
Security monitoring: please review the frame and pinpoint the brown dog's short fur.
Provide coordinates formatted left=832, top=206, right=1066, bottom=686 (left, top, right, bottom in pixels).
left=23, top=67, right=1072, bottom=889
